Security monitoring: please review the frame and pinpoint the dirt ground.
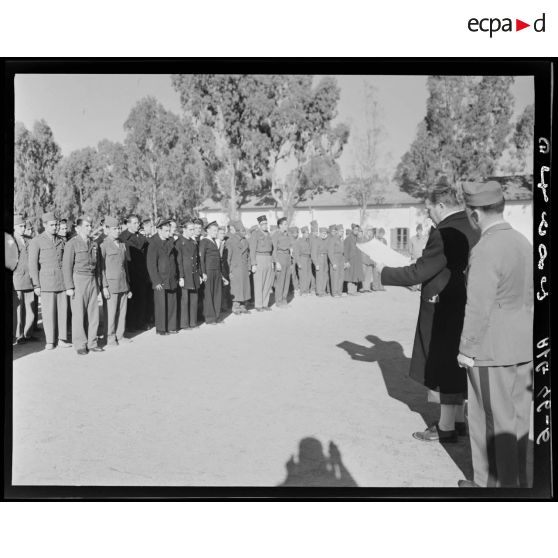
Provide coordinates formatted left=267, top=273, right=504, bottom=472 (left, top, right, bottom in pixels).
left=12, top=287, right=473, bottom=487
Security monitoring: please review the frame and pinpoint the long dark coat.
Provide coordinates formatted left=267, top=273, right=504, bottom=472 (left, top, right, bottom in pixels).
left=226, top=233, right=251, bottom=301
left=175, top=236, right=201, bottom=291
left=343, top=233, right=364, bottom=283
left=146, top=233, right=178, bottom=290
left=381, top=211, right=480, bottom=397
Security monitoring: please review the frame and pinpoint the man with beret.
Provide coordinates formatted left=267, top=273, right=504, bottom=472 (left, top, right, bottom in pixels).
left=100, top=217, right=132, bottom=347
left=288, top=226, right=300, bottom=295
left=327, top=224, right=345, bottom=298
left=120, top=214, right=151, bottom=332
left=12, top=214, right=37, bottom=344
left=344, top=224, right=364, bottom=295
left=226, top=220, right=251, bottom=315
left=29, top=212, right=71, bottom=350
left=272, top=217, right=293, bottom=308
left=293, top=226, right=312, bottom=295
left=249, top=215, right=274, bottom=311
left=311, top=227, right=330, bottom=297
left=200, top=221, right=228, bottom=324
left=457, top=181, right=533, bottom=488
left=63, top=216, right=103, bottom=355
left=176, top=218, right=202, bottom=330
left=147, top=218, right=179, bottom=335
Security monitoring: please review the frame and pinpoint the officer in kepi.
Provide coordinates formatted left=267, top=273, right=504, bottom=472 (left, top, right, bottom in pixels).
left=63, top=216, right=103, bottom=355
left=249, top=215, right=274, bottom=312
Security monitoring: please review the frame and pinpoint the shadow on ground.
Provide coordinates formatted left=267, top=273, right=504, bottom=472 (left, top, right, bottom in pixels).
left=337, top=334, right=473, bottom=482
left=278, top=438, right=358, bottom=487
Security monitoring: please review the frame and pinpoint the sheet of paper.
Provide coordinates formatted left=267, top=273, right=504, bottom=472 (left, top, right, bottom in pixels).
left=357, top=238, right=411, bottom=268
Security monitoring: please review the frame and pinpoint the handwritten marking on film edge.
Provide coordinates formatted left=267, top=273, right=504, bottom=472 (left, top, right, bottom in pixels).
left=538, top=137, right=550, bottom=154
left=535, top=338, right=551, bottom=445
left=537, top=165, right=549, bottom=202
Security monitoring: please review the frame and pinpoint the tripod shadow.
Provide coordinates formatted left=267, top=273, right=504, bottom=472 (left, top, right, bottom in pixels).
left=336, top=334, right=473, bottom=481
left=278, top=438, right=358, bottom=487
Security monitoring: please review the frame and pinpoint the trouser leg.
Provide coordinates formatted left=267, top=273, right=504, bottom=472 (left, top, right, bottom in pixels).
left=254, top=267, right=263, bottom=309
left=180, top=288, right=189, bottom=328
left=116, top=293, right=128, bottom=341
left=106, top=292, right=118, bottom=343
left=513, top=362, right=533, bottom=488
left=262, top=258, right=273, bottom=307
left=166, top=289, right=178, bottom=331
left=82, top=276, right=99, bottom=349
left=16, top=290, right=35, bottom=338
left=153, top=288, right=166, bottom=332
left=56, top=290, right=68, bottom=342
left=189, top=290, right=198, bottom=327
left=70, top=281, right=87, bottom=351
left=41, top=291, right=56, bottom=344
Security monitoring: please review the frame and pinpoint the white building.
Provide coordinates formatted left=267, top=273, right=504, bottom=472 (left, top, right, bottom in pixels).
left=198, top=177, right=533, bottom=252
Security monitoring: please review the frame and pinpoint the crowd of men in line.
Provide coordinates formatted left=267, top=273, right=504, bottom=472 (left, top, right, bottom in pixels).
left=9, top=212, right=423, bottom=355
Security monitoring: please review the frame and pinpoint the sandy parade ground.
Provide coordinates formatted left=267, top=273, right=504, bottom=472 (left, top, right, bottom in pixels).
left=12, top=286, right=474, bottom=487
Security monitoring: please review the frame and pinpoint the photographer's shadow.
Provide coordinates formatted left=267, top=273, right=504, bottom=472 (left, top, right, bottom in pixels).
left=278, top=438, right=358, bottom=487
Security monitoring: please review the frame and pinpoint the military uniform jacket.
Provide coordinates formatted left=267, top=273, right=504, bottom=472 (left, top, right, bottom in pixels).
left=146, top=233, right=178, bottom=290
left=343, top=234, right=364, bottom=282
left=326, top=236, right=344, bottom=266
left=176, top=236, right=201, bottom=291
left=13, top=234, right=34, bottom=290
left=100, top=237, right=129, bottom=293
left=119, top=230, right=149, bottom=284
left=293, top=237, right=311, bottom=265
left=226, top=233, right=251, bottom=300
left=460, top=222, right=533, bottom=366
left=272, top=232, right=293, bottom=263
left=311, top=237, right=329, bottom=267
left=29, top=231, right=66, bottom=292
left=248, top=229, right=273, bottom=266
left=199, top=237, right=222, bottom=274
left=63, top=235, right=100, bottom=290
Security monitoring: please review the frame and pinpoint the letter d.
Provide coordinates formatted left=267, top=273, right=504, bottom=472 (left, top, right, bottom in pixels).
left=534, top=13, right=545, bottom=32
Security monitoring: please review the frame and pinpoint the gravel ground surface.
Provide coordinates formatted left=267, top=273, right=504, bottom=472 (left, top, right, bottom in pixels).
left=12, top=287, right=473, bottom=487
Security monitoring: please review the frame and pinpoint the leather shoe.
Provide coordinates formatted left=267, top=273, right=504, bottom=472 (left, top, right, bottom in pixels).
left=455, top=421, right=467, bottom=436
left=76, top=348, right=88, bottom=355
left=58, top=340, right=72, bottom=348
left=458, top=480, right=481, bottom=488
left=412, top=424, right=457, bottom=443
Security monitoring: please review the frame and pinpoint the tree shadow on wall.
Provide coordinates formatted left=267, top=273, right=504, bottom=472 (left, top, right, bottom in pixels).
left=278, top=438, right=358, bottom=487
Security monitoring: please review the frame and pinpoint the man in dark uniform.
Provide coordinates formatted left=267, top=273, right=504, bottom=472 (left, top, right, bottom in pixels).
left=293, top=226, right=312, bottom=296
left=288, top=226, right=300, bottom=295
left=272, top=217, right=293, bottom=308
left=217, top=226, right=230, bottom=313
left=147, top=218, right=179, bottom=335
left=344, top=224, right=364, bottom=295
left=63, top=216, right=103, bottom=355
left=378, top=177, right=480, bottom=443
left=28, top=212, right=71, bottom=350
left=100, top=216, right=132, bottom=347
left=312, top=227, right=330, bottom=297
left=200, top=221, right=228, bottom=324
left=119, top=214, right=150, bottom=332
left=309, top=220, right=319, bottom=294
left=226, top=220, right=251, bottom=315
left=327, top=224, right=345, bottom=298
left=192, top=218, right=205, bottom=323
left=12, top=214, right=37, bottom=343
left=95, top=219, right=109, bottom=343
left=249, top=215, right=274, bottom=312
left=176, top=218, right=201, bottom=330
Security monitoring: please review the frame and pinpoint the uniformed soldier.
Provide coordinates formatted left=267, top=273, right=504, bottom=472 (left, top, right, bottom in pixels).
left=12, top=214, right=37, bottom=343
left=95, top=219, right=109, bottom=343
left=147, top=218, right=179, bottom=335
left=344, top=223, right=364, bottom=295
left=226, top=220, right=251, bottom=315
left=327, top=224, right=345, bottom=298
left=309, top=220, right=319, bottom=294
left=272, top=217, right=293, bottom=308
left=288, top=226, right=300, bottom=294
left=63, top=216, right=102, bottom=355
left=312, top=227, right=330, bottom=297
left=176, top=218, right=202, bottom=330
left=293, top=226, right=312, bottom=295
left=249, top=215, right=274, bottom=312
left=200, top=221, right=228, bottom=324
left=100, top=216, right=132, bottom=347
left=169, top=220, right=178, bottom=241
left=457, top=181, right=534, bottom=488
left=337, top=225, right=344, bottom=241
left=217, top=226, right=230, bottom=312
left=28, top=212, right=71, bottom=350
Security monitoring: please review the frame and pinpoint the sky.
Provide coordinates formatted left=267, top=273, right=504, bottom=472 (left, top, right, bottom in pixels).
left=14, top=74, right=534, bottom=178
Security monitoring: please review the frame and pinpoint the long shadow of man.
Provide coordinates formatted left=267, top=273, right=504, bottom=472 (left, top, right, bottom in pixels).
left=337, top=334, right=473, bottom=481
left=278, top=438, right=358, bottom=487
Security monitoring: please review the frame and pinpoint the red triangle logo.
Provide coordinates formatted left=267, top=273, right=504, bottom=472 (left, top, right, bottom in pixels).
left=516, top=19, right=530, bottom=31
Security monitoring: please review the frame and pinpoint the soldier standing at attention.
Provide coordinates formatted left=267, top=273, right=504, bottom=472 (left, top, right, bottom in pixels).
left=147, top=219, right=179, bottom=335
left=226, top=220, right=251, bottom=315
left=288, top=226, right=300, bottom=295
left=293, top=226, right=312, bottom=296
left=309, top=220, right=319, bottom=294
left=100, top=216, right=132, bottom=348
left=63, top=216, right=103, bottom=355
left=200, top=221, right=228, bottom=324
left=217, top=226, right=230, bottom=313
left=28, top=212, right=71, bottom=350
left=312, top=227, right=329, bottom=297
left=327, top=224, right=345, bottom=298
left=272, top=217, right=293, bottom=309
left=12, top=214, right=37, bottom=344
left=344, top=223, right=364, bottom=295
left=176, top=218, right=201, bottom=330
left=249, top=215, right=274, bottom=312
left=457, top=181, right=534, bottom=488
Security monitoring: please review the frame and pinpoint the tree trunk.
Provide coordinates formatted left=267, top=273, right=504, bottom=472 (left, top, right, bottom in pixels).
left=229, top=161, right=238, bottom=221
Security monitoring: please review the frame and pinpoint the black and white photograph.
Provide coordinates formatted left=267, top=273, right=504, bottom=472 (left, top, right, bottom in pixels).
left=3, top=61, right=552, bottom=497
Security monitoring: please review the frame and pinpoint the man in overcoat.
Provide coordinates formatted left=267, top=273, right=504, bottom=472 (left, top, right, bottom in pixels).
left=457, top=181, right=533, bottom=488
left=100, top=216, right=132, bottom=347
left=176, top=218, right=201, bottom=329
left=249, top=215, right=274, bottom=311
left=28, top=212, right=71, bottom=350
left=378, top=178, right=479, bottom=443
left=343, top=224, right=364, bottom=295
left=146, top=218, right=179, bottom=335
left=226, top=220, right=251, bottom=315
left=327, top=224, right=345, bottom=298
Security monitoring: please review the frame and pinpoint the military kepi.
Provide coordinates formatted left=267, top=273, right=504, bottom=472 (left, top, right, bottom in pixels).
left=257, top=215, right=267, bottom=224
left=463, top=180, right=504, bottom=207
left=205, top=220, right=218, bottom=230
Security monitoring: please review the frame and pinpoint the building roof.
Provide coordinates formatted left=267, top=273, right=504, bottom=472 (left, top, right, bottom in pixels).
left=198, top=175, right=532, bottom=212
